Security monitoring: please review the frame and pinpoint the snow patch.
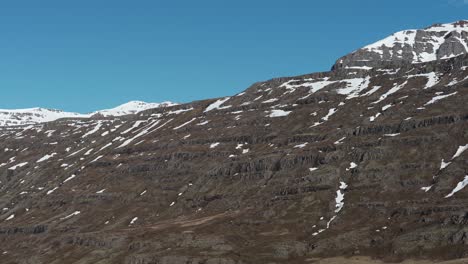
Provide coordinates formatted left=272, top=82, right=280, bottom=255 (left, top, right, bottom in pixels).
left=204, top=97, right=231, bottom=112
left=8, top=162, right=28, bottom=170
left=63, top=174, right=76, bottom=183
left=37, top=153, right=57, bottom=163
left=210, top=142, right=220, bottom=149
left=268, top=110, right=291, bottom=118
left=445, top=175, right=468, bottom=198
left=424, top=92, right=457, bottom=106
left=61, top=211, right=80, bottom=220
left=129, top=217, right=138, bottom=225
left=452, top=144, right=468, bottom=159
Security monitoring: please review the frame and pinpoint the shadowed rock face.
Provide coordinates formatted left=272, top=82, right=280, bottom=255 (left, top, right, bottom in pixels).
left=332, top=20, right=468, bottom=70
left=0, top=22, right=467, bottom=264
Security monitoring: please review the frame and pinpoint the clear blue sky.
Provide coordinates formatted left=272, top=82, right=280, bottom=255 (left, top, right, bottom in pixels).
left=0, top=0, right=467, bottom=113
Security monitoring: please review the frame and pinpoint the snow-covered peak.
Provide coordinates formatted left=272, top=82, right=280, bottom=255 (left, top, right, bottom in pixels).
left=0, top=108, right=87, bottom=127
left=333, top=20, right=468, bottom=69
left=424, top=20, right=468, bottom=32
left=0, top=101, right=177, bottom=127
left=92, top=101, right=177, bottom=117
left=363, top=30, right=418, bottom=52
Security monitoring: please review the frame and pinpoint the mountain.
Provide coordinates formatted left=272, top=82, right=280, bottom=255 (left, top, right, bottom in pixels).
left=91, top=100, right=177, bottom=117
left=0, top=21, right=467, bottom=264
left=0, top=101, right=176, bottom=127
left=0, top=107, right=86, bottom=127
left=333, top=20, right=468, bottom=69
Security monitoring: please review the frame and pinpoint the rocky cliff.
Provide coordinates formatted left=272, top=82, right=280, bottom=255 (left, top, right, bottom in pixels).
left=0, top=21, right=467, bottom=264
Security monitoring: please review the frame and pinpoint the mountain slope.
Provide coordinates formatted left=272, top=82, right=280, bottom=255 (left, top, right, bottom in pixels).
left=0, top=21, right=467, bottom=264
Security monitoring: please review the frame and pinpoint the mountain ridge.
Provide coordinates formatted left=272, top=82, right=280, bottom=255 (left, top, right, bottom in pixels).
left=0, top=100, right=177, bottom=127
left=2, top=21, right=467, bottom=127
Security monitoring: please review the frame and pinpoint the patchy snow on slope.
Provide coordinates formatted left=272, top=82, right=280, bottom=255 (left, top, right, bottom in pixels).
left=90, top=155, right=104, bottom=163
left=422, top=72, right=440, bottom=89
left=121, top=120, right=147, bottom=134
left=315, top=181, right=349, bottom=236
left=196, top=120, right=209, bottom=126
left=362, top=86, right=382, bottom=96
left=421, top=185, right=433, bottom=192
left=334, top=137, right=346, bottom=145
left=204, top=97, right=231, bottom=112
left=440, top=159, right=451, bottom=170
left=381, top=104, right=393, bottom=111
left=99, top=143, right=113, bottom=151
left=373, top=81, right=408, bottom=104
left=84, top=148, right=94, bottom=156
left=173, top=118, right=197, bottom=130
left=82, top=122, right=103, bottom=138
left=445, top=175, right=468, bottom=198
left=61, top=211, right=80, bottom=220
left=369, top=112, right=382, bottom=122
left=166, top=107, right=193, bottom=115
left=345, top=66, right=373, bottom=70
left=67, top=148, right=85, bottom=157
left=336, top=77, right=371, bottom=99
left=94, top=101, right=176, bottom=117
left=46, top=187, right=59, bottom=195
left=347, top=162, right=358, bottom=171
left=262, top=98, right=279, bottom=104
left=5, top=214, right=14, bottom=221
left=63, top=174, right=76, bottom=183
left=452, top=144, right=468, bottom=159
left=424, top=92, right=457, bottom=106
left=37, top=153, right=57, bottom=163
left=281, top=77, right=335, bottom=94
left=294, top=143, right=308, bottom=148
left=335, top=181, right=348, bottom=213
left=281, top=77, right=373, bottom=99
left=322, top=108, right=337, bottom=121
left=129, top=217, right=138, bottom=225
left=8, top=162, right=28, bottom=170
left=118, top=120, right=162, bottom=148
left=408, top=72, right=439, bottom=90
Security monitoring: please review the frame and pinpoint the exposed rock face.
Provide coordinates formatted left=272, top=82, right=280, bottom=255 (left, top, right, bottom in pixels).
left=0, top=21, right=467, bottom=263
left=333, top=20, right=468, bottom=70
